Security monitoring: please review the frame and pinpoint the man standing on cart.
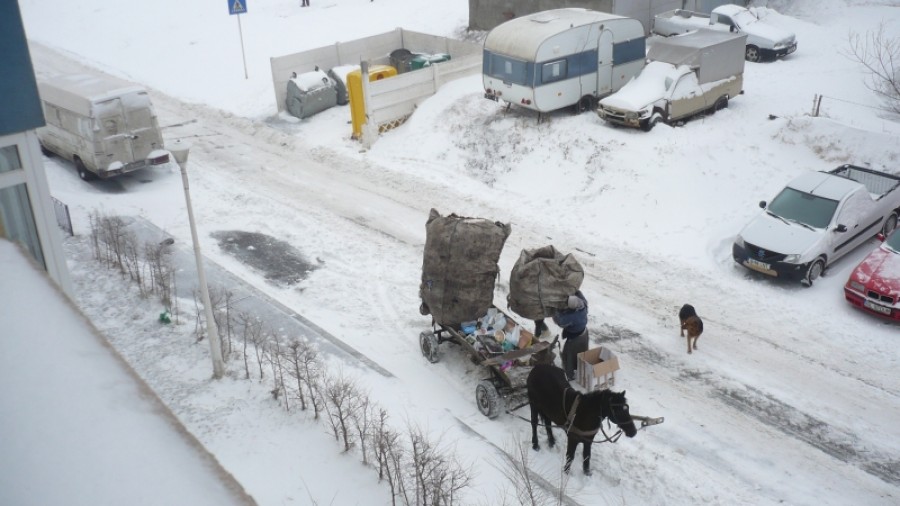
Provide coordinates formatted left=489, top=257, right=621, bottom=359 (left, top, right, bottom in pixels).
left=553, top=291, right=589, bottom=382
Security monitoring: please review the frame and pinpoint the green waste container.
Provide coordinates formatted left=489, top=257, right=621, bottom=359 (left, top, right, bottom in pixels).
left=409, top=53, right=451, bottom=70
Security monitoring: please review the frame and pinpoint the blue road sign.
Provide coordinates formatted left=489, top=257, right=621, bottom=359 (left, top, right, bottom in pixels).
left=228, top=0, right=247, bottom=15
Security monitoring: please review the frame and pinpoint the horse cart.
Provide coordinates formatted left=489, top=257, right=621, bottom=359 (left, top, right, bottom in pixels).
left=416, top=209, right=663, bottom=430
left=419, top=307, right=558, bottom=419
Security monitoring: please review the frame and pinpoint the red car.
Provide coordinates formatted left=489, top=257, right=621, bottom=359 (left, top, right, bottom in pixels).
left=844, top=231, right=900, bottom=321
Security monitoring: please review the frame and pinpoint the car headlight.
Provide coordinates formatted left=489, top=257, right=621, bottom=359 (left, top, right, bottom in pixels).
left=734, top=235, right=745, bottom=249
left=849, top=280, right=865, bottom=292
left=783, top=254, right=801, bottom=264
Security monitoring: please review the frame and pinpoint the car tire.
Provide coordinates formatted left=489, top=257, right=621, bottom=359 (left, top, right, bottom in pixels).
left=803, top=258, right=826, bottom=287
left=640, top=112, right=662, bottom=132
left=712, top=96, right=729, bottom=113
left=75, top=157, right=96, bottom=181
left=883, top=212, right=898, bottom=236
left=745, top=45, right=761, bottom=63
left=40, top=144, right=53, bottom=157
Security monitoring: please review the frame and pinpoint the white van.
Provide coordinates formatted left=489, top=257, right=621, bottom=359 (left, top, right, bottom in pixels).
left=37, top=74, right=169, bottom=180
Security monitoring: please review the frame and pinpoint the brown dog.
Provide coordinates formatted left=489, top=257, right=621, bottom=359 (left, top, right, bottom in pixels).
left=679, top=304, right=704, bottom=354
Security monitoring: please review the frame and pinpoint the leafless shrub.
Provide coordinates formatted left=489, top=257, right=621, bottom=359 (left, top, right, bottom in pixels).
left=322, top=371, right=361, bottom=452
left=284, top=339, right=323, bottom=417
left=405, top=424, right=472, bottom=506
left=373, top=410, right=406, bottom=505
left=846, top=24, right=900, bottom=116
left=268, top=331, right=287, bottom=407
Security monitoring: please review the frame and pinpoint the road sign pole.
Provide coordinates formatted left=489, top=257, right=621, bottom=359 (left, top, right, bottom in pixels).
left=237, top=14, right=248, bottom=79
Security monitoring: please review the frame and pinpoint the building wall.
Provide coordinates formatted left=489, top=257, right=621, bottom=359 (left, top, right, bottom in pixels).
left=0, top=1, right=72, bottom=295
left=468, top=0, right=747, bottom=33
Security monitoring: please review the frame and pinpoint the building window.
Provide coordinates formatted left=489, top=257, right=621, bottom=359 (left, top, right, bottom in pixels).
left=0, top=183, right=45, bottom=268
left=0, top=145, right=22, bottom=174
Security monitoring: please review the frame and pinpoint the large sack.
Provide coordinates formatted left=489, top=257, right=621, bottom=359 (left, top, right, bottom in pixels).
left=507, top=245, right=584, bottom=320
left=420, top=209, right=511, bottom=327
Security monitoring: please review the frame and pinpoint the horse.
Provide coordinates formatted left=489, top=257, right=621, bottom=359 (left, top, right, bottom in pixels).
left=526, top=363, right=637, bottom=475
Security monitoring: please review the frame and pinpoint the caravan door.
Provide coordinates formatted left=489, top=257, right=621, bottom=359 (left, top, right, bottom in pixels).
left=596, top=29, right=613, bottom=96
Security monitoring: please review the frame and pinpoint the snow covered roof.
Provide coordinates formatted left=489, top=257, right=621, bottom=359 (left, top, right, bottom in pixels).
left=788, top=170, right=863, bottom=200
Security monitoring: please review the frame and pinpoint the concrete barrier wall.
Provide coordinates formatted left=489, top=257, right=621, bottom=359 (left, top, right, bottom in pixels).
left=270, top=29, right=482, bottom=146
left=367, top=53, right=482, bottom=132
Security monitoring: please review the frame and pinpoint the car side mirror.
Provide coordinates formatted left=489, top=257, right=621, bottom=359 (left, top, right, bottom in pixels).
left=835, top=224, right=848, bottom=233
left=758, top=201, right=766, bottom=209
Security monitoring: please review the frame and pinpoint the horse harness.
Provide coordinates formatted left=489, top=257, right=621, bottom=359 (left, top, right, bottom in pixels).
left=562, top=388, right=627, bottom=442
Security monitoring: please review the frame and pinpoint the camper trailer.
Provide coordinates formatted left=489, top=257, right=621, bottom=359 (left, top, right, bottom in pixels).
left=37, top=74, right=169, bottom=181
left=482, top=8, right=646, bottom=114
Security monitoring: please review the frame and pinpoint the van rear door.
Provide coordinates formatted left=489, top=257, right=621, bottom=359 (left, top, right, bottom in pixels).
left=94, top=97, right=135, bottom=168
left=122, top=91, right=163, bottom=159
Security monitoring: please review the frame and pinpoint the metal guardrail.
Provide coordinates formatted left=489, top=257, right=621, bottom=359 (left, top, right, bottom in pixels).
left=50, top=196, right=73, bottom=236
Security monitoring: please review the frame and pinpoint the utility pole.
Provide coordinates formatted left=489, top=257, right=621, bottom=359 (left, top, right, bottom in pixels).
left=169, top=140, right=226, bottom=379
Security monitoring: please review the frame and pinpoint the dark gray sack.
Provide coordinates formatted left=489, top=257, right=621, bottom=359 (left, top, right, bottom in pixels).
left=507, top=245, right=584, bottom=320
left=419, top=209, right=511, bottom=327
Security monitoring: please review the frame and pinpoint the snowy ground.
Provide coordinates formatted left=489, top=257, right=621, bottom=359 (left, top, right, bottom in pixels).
left=18, top=0, right=900, bottom=504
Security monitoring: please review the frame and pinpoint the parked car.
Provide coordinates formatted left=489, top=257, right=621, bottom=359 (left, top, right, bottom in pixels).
left=733, top=165, right=900, bottom=285
left=597, top=30, right=746, bottom=131
left=844, top=231, right=900, bottom=321
left=652, top=4, right=797, bottom=62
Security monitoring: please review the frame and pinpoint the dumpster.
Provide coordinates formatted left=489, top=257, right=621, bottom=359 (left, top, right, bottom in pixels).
left=390, top=48, right=415, bottom=74
left=327, top=64, right=358, bottom=105
left=285, top=69, right=338, bottom=119
left=409, top=53, right=451, bottom=70
left=347, top=64, right=398, bottom=139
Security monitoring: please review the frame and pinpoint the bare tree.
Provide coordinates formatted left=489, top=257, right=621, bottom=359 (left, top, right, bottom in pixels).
left=268, top=331, right=287, bottom=407
left=284, top=339, right=322, bottom=415
left=322, top=371, right=361, bottom=452
left=351, top=390, right=375, bottom=465
left=406, top=424, right=472, bottom=506
left=372, top=411, right=407, bottom=506
left=846, top=24, right=900, bottom=115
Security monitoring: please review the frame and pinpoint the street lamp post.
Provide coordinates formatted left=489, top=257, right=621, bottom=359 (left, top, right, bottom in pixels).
left=169, top=140, right=225, bottom=379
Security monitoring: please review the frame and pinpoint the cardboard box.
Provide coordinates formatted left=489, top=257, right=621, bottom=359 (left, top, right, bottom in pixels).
left=577, top=347, right=619, bottom=390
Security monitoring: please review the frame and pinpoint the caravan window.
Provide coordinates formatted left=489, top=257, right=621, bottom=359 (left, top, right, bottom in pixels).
left=483, top=50, right=529, bottom=86
left=541, top=60, right=567, bottom=84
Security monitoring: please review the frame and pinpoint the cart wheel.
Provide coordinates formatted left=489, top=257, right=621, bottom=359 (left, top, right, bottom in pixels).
left=419, top=331, right=440, bottom=363
left=476, top=380, right=501, bottom=419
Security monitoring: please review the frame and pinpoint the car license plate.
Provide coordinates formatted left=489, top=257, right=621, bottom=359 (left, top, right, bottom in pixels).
left=864, top=299, right=892, bottom=315
left=744, top=258, right=775, bottom=276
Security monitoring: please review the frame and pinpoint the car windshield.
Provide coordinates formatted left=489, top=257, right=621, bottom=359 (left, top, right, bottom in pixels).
left=767, top=187, right=839, bottom=229
left=885, top=231, right=900, bottom=253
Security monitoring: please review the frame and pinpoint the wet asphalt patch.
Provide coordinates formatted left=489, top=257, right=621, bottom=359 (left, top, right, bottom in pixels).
left=211, top=230, right=318, bottom=286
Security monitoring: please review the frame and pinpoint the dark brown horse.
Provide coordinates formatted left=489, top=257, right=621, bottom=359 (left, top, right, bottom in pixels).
left=527, top=363, right=637, bottom=475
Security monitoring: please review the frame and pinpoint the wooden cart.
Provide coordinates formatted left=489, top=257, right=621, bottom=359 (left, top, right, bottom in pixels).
left=419, top=308, right=557, bottom=418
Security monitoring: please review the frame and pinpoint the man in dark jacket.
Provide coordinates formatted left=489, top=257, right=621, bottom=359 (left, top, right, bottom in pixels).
left=552, top=290, right=589, bottom=381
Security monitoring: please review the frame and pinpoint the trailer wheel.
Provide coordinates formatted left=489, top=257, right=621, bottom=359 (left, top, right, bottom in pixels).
left=882, top=212, right=898, bottom=236
left=745, top=45, right=761, bottom=63
left=575, top=95, right=596, bottom=114
left=419, top=331, right=440, bottom=363
left=75, top=157, right=96, bottom=181
left=476, top=380, right=501, bottom=419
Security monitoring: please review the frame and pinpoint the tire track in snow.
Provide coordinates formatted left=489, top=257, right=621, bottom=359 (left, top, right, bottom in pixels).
left=597, top=323, right=900, bottom=487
